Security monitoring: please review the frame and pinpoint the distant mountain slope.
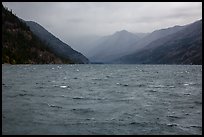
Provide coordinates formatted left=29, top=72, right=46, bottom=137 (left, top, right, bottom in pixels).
left=127, top=25, right=185, bottom=54
left=2, top=4, right=73, bottom=64
left=133, top=32, right=149, bottom=39
left=116, top=19, right=202, bottom=65
left=87, top=25, right=185, bottom=63
left=88, top=30, right=140, bottom=63
left=25, top=21, right=89, bottom=64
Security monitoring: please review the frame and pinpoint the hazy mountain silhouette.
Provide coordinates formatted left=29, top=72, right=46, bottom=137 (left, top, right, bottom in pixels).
left=87, top=24, right=187, bottom=63
left=88, top=30, right=141, bottom=63
left=116, top=19, right=202, bottom=65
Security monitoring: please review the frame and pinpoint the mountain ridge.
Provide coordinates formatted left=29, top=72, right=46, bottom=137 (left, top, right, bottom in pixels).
left=115, top=19, right=202, bottom=64
left=88, top=29, right=141, bottom=63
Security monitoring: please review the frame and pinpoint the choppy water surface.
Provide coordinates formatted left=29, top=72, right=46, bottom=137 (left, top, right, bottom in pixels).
left=2, top=64, right=202, bottom=135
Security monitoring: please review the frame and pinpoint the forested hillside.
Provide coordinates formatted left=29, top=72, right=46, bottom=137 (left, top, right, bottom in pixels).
left=2, top=4, right=74, bottom=64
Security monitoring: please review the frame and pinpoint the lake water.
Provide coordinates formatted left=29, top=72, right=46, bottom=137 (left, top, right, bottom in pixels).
left=2, top=64, right=202, bottom=135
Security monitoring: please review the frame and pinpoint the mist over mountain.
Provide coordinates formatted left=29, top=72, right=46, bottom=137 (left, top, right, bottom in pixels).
left=67, top=35, right=102, bottom=57
left=84, top=19, right=202, bottom=65
left=132, top=32, right=149, bottom=39
left=25, top=21, right=89, bottom=64
left=2, top=2, right=201, bottom=65
left=115, top=19, right=202, bottom=65
left=87, top=30, right=141, bottom=63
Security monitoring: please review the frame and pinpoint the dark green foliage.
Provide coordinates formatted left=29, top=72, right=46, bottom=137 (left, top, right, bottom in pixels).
left=2, top=4, right=74, bottom=64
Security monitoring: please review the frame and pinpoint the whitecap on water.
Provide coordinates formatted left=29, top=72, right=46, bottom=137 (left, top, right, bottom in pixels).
left=167, top=123, right=178, bottom=127
left=149, top=85, right=165, bottom=88
left=184, top=83, right=189, bottom=86
left=85, top=118, right=95, bottom=121
left=60, top=85, right=68, bottom=88
left=116, top=83, right=129, bottom=87
left=177, top=71, right=183, bottom=74
left=92, top=78, right=102, bottom=81
left=73, top=97, right=85, bottom=99
left=167, top=115, right=180, bottom=119
left=168, top=85, right=175, bottom=88
left=47, top=103, right=62, bottom=108
left=184, top=93, right=191, bottom=96
left=57, top=66, right=62, bottom=69
left=147, top=89, right=157, bottom=92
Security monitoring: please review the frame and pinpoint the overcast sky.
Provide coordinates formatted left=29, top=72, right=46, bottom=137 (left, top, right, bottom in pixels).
left=2, top=2, right=202, bottom=52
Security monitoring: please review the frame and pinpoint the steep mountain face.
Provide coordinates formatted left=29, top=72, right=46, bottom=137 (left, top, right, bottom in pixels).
left=116, top=19, right=202, bottom=65
left=88, top=30, right=140, bottom=63
left=2, top=4, right=73, bottom=64
left=25, top=21, right=89, bottom=64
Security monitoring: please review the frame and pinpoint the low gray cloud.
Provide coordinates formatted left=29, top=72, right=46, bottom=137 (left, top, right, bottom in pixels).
left=2, top=2, right=202, bottom=51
